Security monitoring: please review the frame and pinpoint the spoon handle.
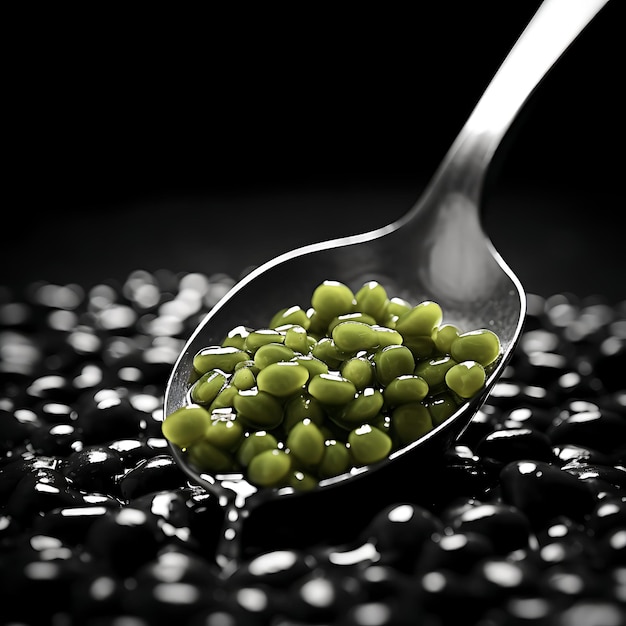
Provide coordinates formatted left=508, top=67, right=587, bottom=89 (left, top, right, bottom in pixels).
left=391, top=0, right=610, bottom=304
left=420, top=0, right=610, bottom=205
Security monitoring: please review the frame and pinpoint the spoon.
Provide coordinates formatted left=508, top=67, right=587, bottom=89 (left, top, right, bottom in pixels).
left=164, top=0, right=608, bottom=572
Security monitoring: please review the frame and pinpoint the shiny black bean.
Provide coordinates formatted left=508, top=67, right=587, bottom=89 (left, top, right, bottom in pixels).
left=76, top=389, right=148, bottom=444
left=437, top=453, right=498, bottom=502
left=121, top=579, right=217, bottom=626
left=417, top=569, right=488, bottom=626
left=587, top=497, right=626, bottom=539
left=32, top=503, right=119, bottom=544
left=416, top=531, right=496, bottom=575
left=25, top=372, right=80, bottom=404
left=561, top=462, right=626, bottom=498
left=32, top=400, right=78, bottom=424
left=556, top=599, right=626, bottom=626
left=499, top=460, right=597, bottom=527
left=70, top=570, right=128, bottom=623
left=476, top=427, right=556, bottom=467
left=446, top=501, right=531, bottom=555
left=64, top=445, right=125, bottom=497
left=352, top=564, right=414, bottom=603
left=83, top=507, right=167, bottom=577
left=501, top=405, right=560, bottom=433
left=0, top=407, right=39, bottom=452
left=119, top=454, right=189, bottom=501
left=1, top=274, right=624, bottom=624
left=546, top=407, right=626, bottom=455
left=107, top=437, right=154, bottom=468
left=357, top=503, right=444, bottom=572
left=593, top=526, right=626, bottom=568
left=226, top=548, right=316, bottom=590
left=0, top=454, right=61, bottom=498
left=468, top=556, right=540, bottom=603
left=595, top=345, right=626, bottom=393
left=553, top=443, right=615, bottom=466
left=284, top=569, right=367, bottom=623
left=0, top=537, right=87, bottom=622
left=29, top=421, right=82, bottom=456
left=338, top=596, right=421, bottom=626
left=125, top=547, right=221, bottom=625
left=5, top=467, right=81, bottom=522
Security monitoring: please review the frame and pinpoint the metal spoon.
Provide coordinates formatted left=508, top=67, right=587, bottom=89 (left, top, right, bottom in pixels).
left=164, top=0, right=608, bottom=572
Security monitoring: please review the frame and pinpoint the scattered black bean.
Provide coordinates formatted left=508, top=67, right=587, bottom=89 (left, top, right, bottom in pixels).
left=1, top=272, right=624, bottom=625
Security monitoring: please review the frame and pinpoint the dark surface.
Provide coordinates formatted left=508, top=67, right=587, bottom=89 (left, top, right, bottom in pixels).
left=4, top=2, right=623, bottom=303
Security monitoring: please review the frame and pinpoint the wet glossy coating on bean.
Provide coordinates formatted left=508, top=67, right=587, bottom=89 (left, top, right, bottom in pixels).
left=163, top=279, right=503, bottom=489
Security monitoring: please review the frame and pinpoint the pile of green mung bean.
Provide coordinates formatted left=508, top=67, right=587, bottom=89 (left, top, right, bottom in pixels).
left=162, top=279, right=502, bottom=489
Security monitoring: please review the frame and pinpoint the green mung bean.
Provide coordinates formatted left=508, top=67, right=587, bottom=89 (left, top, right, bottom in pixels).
left=190, top=369, right=228, bottom=405
left=310, top=280, right=356, bottom=319
left=373, top=344, right=415, bottom=386
left=450, top=329, right=501, bottom=366
left=445, top=360, right=486, bottom=398
left=256, top=361, right=310, bottom=397
left=247, top=449, right=292, bottom=488
left=193, top=345, right=249, bottom=374
left=162, top=404, right=212, bottom=449
left=286, top=418, right=325, bottom=466
left=233, top=388, right=284, bottom=429
left=163, top=277, right=503, bottom=490
left=348, top=424, right=392, bottom=465
left=332, top=320, right=378, bottom=353
left=308, top=373, right=357, bottom=405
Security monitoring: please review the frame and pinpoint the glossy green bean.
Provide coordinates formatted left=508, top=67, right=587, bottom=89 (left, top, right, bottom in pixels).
left=163, top=277, right=503, bottom=490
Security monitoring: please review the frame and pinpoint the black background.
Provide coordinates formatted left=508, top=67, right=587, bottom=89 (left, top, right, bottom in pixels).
left=4, top=2, right=624, bottom=303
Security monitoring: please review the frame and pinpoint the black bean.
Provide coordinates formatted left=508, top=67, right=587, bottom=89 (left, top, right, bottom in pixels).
left=416, top=531, right=496, bottom=575
left=83, top=507, right=167, bottom=577
left=561, top=462, right=626, bottom=498
left=25, top=372, right=80, bottom=404
left=119, top=454, right=188, bottom=501
left=546, top=407, right=626, bottom=455
left=32, top=503, right=118, bottom=545
left=499, top=460, right=597, bottom=527
left=501, top=404, right=555, bottom=433
left=5, top=467, right=81, bottom=522
left=0, top=407, right=39, bottom=453
left=226, top=548, right=316, bottom=590
left=0, top=454, right=61, bottom=498
left=557, top=599, right=626, bottom=626
left=476, top=427, right=556, bottom=466
left=553, top=443, right=615, bottom=466
left=595, top=345, right=626, bottom=393
left=284, top=569, right=367, bottom=623
left=1, top=272, right=624, bottom=624
left=32, top=400, right=78, bottom=424
left=63, top=445, right=125, bottom=497
left=587, top=497, right=626, bottom=539
left=70, top=570, right=128, bottom=622
left=357, top=503, right=444, bottom=572
left=29, top=421, right=82, bottom=456
left=446, top=501, right=531, bottom=555
left=468, top=556, right=540, bottom=602
left=76, top=389, right=148, bottom=444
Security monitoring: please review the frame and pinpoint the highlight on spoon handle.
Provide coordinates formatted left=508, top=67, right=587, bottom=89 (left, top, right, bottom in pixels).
left=454, top=0, right=609, bottom=170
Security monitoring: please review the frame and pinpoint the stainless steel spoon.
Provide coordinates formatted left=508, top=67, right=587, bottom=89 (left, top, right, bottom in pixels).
left=164, top=0, right=608, bottom=572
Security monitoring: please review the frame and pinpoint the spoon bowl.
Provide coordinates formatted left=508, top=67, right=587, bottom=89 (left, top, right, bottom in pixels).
left=164, top=0, right=608, bottom=571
